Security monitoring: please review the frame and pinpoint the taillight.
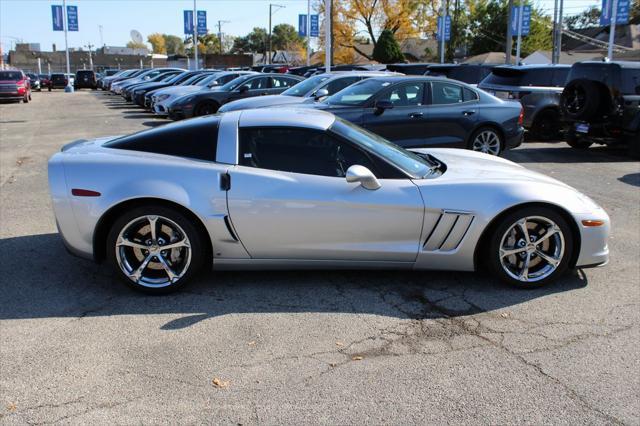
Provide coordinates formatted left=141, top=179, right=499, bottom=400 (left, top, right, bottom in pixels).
left=518, top=107, right=524, bottom=126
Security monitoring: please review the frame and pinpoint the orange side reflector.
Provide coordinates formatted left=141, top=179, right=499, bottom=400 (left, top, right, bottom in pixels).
left=582, top=220, right=605, bottom=227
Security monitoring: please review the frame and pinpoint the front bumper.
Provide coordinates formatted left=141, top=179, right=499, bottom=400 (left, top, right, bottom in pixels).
left=0, top=93, right=24, bottom=100
left=574, top=209, right=610, bottom=268
left=168, top=106, right=186, bottom=120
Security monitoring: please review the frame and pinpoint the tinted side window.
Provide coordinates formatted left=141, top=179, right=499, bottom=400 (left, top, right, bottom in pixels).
left=105, top=117, right=219, bottom=162
left=242, top=77, right=268, bottom=89
left=218, top=73, right=239, bottom=84
left=379, top=83, right=425, bottom=106
left=270, top=76, right=297, bottom=88
left=463, top=87, right=478, bottom=101
left=620, top=69, right=640, bottom=95
left=431, top=82, right=463, bottom=104
left=324, top=76, right=361, bottom=95
left=239, top=127, right=378, bottom=178
left=521, top=69, right=553, bottom=86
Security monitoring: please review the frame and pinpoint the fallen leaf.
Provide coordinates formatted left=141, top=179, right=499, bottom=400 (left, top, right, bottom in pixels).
left=212, top=378, right=230, bottom=389
left=335, top=341, right=344, bottom=346
left=500, top=312, right=510, bottom=318
left=248, top=341, right=256, bottom=346
left=329, top=363, right=337, bottom=367
left=352, top=356, right=363, bottom=361
left=6, top=402, right=16, bottom=412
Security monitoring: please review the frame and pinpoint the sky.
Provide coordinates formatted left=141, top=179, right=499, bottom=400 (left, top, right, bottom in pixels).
left=0, top=0, right=599, bottom=53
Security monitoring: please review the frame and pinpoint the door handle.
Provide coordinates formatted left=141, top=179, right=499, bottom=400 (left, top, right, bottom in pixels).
left=408, top=112, right=423, bottom=118
left=462, top=110, right=476, bottom=116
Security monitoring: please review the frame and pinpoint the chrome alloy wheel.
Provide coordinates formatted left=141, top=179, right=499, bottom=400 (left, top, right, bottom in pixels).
left=472, top=130, right=501, bottom=155
left=499, top=216, right=565, bottom=283
left=115, top=215, right=192, bottom=288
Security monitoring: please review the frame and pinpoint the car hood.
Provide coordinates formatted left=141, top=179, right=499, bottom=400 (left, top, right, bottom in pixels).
left=412, top=148, right=572, bottom=188
left=220, top=95, right=305, bottom=112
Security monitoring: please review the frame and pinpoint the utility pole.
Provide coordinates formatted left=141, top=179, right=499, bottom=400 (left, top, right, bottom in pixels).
left=98, top=25, right=104, bottom=47
left=506, top=0, right=514, bottom=64
left=62, top=0, right=72, bottom=91
left=217, top=20, right=230, bottom=54
left=306, top=0, right=310, bottom=66
left=554, top=0, right=564, bottom=63
left=325, top=0, right=331, bottom=72
left=86, top=43, right=94, bottom=70
left=268, top=4, right=285, bottom=65
left=608, top=0, right=617, bottom=59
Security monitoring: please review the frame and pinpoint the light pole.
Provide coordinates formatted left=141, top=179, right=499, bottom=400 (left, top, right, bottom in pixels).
left=193, top=0, right=198, bottom=70
left=268, top=4, right=285, bottom=64
left=306, top=0, right=310, bottom=66
left=85, top=43, right=94, bottom=70
left=607, top=0, right=617, bottom=59
left=325, top=0, right=331, bottom=72
left=62, top=0, right=73, bottom=92
left=217, top=20, right=230, bottom=54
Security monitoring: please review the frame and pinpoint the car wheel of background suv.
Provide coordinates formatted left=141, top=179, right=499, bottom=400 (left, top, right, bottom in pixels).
left=532, top=110, right=561, bottom=141
left=195, top=101, right=219, bottom=117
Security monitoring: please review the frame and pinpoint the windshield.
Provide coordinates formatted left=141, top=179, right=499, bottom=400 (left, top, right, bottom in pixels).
left=182, top=73, right=209, bottom=85
left=282, top=74, right=331, bottom=97
left=324, top=79, right=392, bottom=106
left=330, top=118, right=436, bottom=179
left=220, top=74, right=253, bottom=91
left=196, top=73, right=222, bottom=86
left=0, top=71, right=22, bottom=81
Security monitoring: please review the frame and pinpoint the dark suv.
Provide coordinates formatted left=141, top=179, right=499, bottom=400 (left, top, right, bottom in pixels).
left=560, top=61, right=640, bottom=157
left=425, top=64, right=496, bottom=85
left=478, top=65, right=570, bottom=141
left=75, top=70, right=97, bottom=90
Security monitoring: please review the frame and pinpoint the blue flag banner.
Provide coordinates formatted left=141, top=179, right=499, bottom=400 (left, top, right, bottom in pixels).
left=298, top=14, right=307, bottom=37
left=310, top=14, right=319, bottom=37
left=184, top=10, right=194, bottom=34
left=600, top=0, right=629, bottom=25
left=510, top=5, right=531, bottom=36
left=52, top=5, right=64, bottom=31
left=197, top=10, right=207, bottom=35
left=67, top=5, right=78, bottom=31
left=436, top=15, right=451, bottom=41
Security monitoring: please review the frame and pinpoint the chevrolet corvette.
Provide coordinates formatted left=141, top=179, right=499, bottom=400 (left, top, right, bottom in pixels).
left=48, top=109, right=610, bottom=293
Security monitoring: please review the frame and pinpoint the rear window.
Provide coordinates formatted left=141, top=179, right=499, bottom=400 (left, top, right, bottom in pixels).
left=0, top=71, right=22, bottom=81
left=482, top=68, right=554, bottom=87
left=76, top=70, right=94, bottom=77
left=105, top=116, right=219, bottom=162
left=620, top=69, right=640, bottom=95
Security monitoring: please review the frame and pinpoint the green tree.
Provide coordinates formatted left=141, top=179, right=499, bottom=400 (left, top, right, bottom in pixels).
left=372, top=29, right=405, bottom=63
left=231, top=27, right=267, bottom=54
left=565, top=6, right=601, bottom=29
left=147, top=33, right=166, bottom=54
left=271, top=23, right=303, bottom=50
left=163, top=35, right=185, bottom=55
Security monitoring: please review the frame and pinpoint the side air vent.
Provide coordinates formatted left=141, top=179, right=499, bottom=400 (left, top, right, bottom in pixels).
left=423, top=210, right=474, bottom=252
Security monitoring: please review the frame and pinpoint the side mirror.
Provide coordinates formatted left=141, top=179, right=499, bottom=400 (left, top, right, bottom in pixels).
left=313, top=88, right=329, bottom=100
left=374, top=99, right=393, bottom=115
left=238, top=85, right=249, bottom=93
left=345, top=165, right=381, bottom=190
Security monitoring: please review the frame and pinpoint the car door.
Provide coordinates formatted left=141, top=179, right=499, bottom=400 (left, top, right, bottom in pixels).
left=423, top=81, right=478, bottom=147
left=226, top=127, right=424, bottom=262
left=362, top=82, right=430, bottom=148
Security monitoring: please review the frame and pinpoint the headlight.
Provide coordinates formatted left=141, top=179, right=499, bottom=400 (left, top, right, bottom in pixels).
left=157, top=94, right=170, bottom=102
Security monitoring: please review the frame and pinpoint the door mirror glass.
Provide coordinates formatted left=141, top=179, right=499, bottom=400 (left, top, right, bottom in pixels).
left=346, top=165, right=381, bottom=190
left=314, top=88, right=329, bottom=100
left=374, top=99, right=393, bottom=115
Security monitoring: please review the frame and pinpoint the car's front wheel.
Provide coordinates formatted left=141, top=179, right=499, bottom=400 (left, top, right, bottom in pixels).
left=106, top=205, right=205, bottom=294
left=532, top=110, right=560, bottom=141
left=195, top=101, right=219, bottom=117
left=487, top=206, right=574, bottom=288
left=469, top=127, right=503, bottom=155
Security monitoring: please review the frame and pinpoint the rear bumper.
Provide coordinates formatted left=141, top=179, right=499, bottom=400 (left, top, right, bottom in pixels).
left=0, top=93, right=23, bottom=100
left=504, top=127, right=524, bottom=150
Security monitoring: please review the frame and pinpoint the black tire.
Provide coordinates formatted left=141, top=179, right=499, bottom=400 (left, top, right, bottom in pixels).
left=560, top=79, right=602, bottom=121
left=468, top=126, right=503, bottom=156
left=48, top=86, right=52, bottom=92
left=195, top=101, right=219, bottom=117
left=106, top=205, right=206, bottom=294
left=23, top=94, right=29, bottom=103
left=531, top=110, right=560, bottom=141
left=565, top=130, right=592, bottom=149
left=486, top=206, right=574, bottom=288
left=627, top=132, right=640, bottom=159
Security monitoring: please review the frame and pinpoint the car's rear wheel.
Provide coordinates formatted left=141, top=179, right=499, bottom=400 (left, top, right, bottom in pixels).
left=106, top=205, right=205, bottom=294
left=469, top=127, right=502, bottom=155
left=195, top=101, right=219, bottom=117
left=566, top=130, right=592, bottom=149
left=487, top=206, right=574, bottom=288
left=532, top=110, right=560, bottom=141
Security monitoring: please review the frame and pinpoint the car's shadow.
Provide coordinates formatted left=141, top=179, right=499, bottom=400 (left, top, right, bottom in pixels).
left=0, top=233, right=588, bottom=329
left=618, top=173, right=640, bottom=187
left=506, top=145, right=634, bottom=163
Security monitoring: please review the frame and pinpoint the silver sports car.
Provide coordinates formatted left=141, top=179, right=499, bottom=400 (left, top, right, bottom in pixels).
left=48, top=109, right=610, bottom=293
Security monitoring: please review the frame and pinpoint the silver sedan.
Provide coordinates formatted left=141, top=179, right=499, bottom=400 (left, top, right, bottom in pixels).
left=48, top=109, right=610, bottom=293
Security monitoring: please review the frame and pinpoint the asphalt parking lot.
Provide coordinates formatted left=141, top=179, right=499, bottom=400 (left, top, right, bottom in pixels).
left=1, top=90, right=639, bottom=424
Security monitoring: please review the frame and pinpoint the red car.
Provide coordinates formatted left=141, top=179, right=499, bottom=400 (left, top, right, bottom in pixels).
left=0, top=70, right=32, bottom=103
